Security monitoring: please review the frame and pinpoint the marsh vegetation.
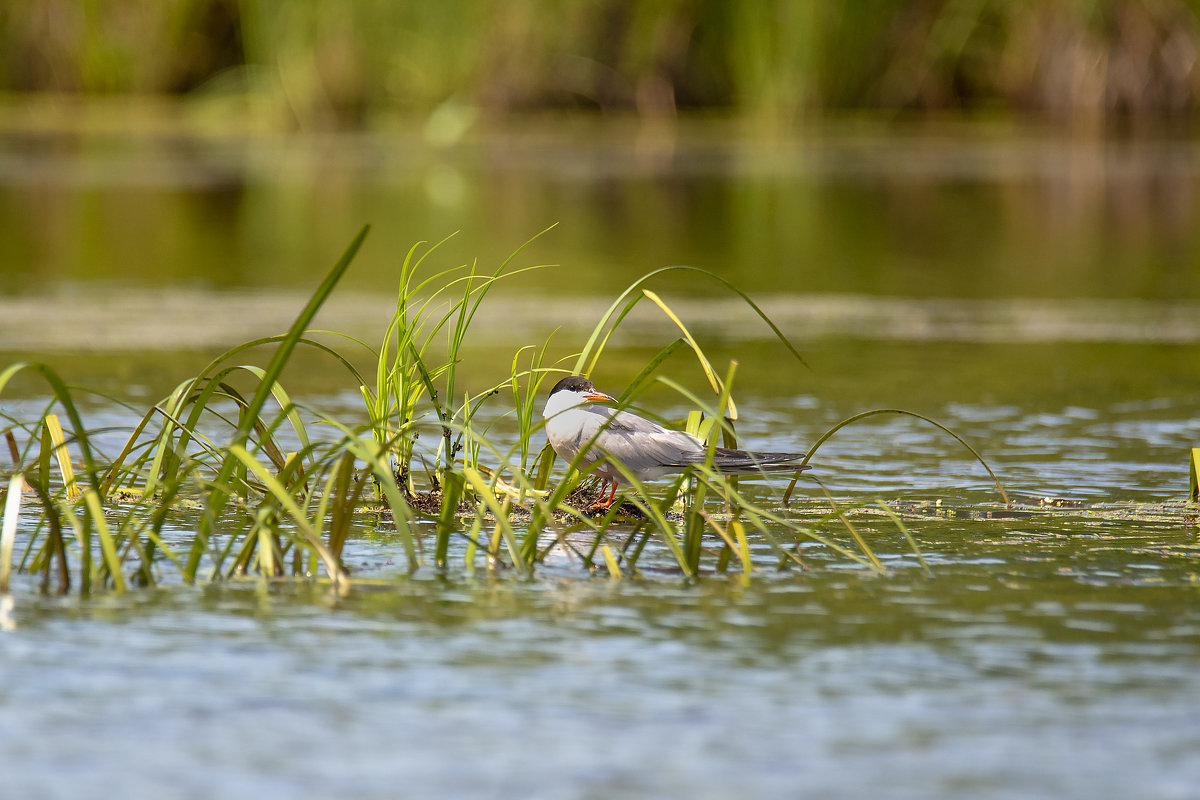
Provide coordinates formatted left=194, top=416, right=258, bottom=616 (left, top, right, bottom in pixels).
left=4, top=5, right=1200, bottom=796
left=0, top=227, right=1032, bottom=596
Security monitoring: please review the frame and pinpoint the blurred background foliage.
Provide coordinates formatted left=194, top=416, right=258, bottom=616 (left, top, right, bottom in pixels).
left=3, top=0, right=1200, bottom=127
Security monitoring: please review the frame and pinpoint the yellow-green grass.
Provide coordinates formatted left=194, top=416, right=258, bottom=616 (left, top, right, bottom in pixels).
left=0, top=227, right=1007, bottom=595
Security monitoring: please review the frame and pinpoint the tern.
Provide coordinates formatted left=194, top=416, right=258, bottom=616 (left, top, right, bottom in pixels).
left=542, top=375, right=810, bottom=508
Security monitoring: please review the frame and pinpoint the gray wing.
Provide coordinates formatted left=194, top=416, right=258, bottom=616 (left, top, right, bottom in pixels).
left=670, top=446, right=809, bottom=473
left=589, top=406, right=705, bottom=474
left=563, top=404, right=807, bottom=477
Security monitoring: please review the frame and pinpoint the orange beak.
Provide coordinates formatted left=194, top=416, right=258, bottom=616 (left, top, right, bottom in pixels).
left=584, top=392, right=616, bottom=403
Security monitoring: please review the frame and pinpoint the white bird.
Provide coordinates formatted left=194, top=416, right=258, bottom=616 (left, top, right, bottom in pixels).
left=542, top=375, right=809, bottom=508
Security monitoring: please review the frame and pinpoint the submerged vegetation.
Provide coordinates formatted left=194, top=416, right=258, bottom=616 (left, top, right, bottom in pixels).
left=0, top=227, right=1010, bottom=596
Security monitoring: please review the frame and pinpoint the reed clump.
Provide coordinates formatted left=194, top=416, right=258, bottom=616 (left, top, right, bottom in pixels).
left=0, top=226, right=1006, bottom=596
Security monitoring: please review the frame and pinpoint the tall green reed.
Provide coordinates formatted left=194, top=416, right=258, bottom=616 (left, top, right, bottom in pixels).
left=0, top=224, right=1010, bottom=597
left=360, top=228, right=551, bottom=493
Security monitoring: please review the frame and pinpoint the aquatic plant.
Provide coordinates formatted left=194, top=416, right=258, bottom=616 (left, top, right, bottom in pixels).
left=0, top=227, right=1008, bottom=596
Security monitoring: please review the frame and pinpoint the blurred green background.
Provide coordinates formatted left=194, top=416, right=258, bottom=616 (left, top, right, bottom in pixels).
left=1, top=0, right=1199, bottom=306
left=5, top=0, right=1200, bottom=125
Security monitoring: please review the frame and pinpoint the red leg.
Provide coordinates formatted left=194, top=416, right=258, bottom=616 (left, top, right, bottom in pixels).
left=590, top=477, right=619, bottom=510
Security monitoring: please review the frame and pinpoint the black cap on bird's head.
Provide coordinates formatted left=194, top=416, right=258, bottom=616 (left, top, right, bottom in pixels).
left=548, top=375, right=597, bottom=396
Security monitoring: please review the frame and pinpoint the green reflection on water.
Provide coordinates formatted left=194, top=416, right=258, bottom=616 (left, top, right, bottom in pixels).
left=3, top=123, right=1199, bottom=299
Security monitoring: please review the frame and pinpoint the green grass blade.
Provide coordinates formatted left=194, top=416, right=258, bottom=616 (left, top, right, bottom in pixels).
left=0, top=474, right=21, bottom=593
left=641, top=290, right=735, bottom=419
left=875, top=499, right=931, bottom=575
left=436, top=470, right=465, bottom=570
left=187, top=225, right=369, bottom=579
left=615, top=338, right=687, bottom=404
left=325, top=452, right=360, bottom=563
left=1189, top=447, right=1199, bottom=503
left=0, top=363, right=101, bottom=499
left=326, top=422, right=418, bottom=568
left=228, top=445, right=349, bottom=587
left=783, top=408, right=1010, bottom=505
left=601, top=544, right=622, bottom=579
left=84, top=489, right=126, bottom=592
left=834, top=508, right=884, bottom=574
left=573, top=265, right=808, bottom=376
left=462, top=468, right=527, bottom=575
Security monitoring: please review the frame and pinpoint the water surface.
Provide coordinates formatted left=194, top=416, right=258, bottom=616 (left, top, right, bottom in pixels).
left=1, top=123, right=1198, bottom=799
left=3, top=120, right=1200, bottom=299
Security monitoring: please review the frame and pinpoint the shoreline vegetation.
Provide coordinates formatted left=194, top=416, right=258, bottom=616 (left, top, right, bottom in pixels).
left=0, top=228, right=1013, bottom=596
left=4, top=2, right=1200, bottom=131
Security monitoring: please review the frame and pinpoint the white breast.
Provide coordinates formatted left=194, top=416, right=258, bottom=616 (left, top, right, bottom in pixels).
left=542, top=391, right=602, bottom=466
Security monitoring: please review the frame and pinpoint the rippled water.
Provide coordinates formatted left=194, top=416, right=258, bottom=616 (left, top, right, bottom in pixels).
left=3, top=336, right=1199, bottom=799
left=3, top=519, right=1198, bottom=799
left=2, top=124, right=1200, bottom=798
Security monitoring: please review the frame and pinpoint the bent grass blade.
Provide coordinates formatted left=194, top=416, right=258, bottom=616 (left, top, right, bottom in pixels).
left=641, top=290, right=736, bottom=420
left=0, top=227, right=985, bottom=595
left=875, top=499, right=931, bottom=575
left=84, top=488, right=126, bottom=593
left=574, top=265, right=808, bottom=379
left=784, top=408, right=1010, bottom=506
left=187, top=224, right=369, bottom=580
left=228, top=445, right=349, bottom=588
